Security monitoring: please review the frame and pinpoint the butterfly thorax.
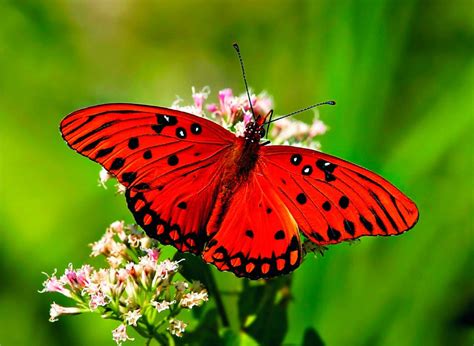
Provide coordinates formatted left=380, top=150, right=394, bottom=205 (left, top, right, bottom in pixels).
left=206, top=124, right=264, bottom=236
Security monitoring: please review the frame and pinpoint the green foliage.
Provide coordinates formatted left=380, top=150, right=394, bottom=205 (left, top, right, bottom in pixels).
left=1, top=1, right=473, bottom=345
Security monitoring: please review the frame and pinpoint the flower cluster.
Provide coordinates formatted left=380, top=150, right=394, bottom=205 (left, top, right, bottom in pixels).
left=40, top=221, right=208, bottom=344
left=171, top=87, right=326, bottom=144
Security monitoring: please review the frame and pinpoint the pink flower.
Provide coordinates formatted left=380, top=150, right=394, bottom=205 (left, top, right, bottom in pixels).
left=243, top=111, right=253, bottom=126
left=219, top=88, right=233, bottom=110
left=89, top=291, right=110, bottom=310
left=192, top=86, right=210, bottom=112
left=40, top=271, right=72, bottom=298
left=61, top=264, right=90, bottom=289
left=112, top=324, right=134, bottom=345
left=309, top=119, right=327, bottom=138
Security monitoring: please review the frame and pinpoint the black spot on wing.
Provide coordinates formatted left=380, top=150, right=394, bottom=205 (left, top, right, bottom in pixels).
left=370, top=208, right=387, bottom=233
left=316, top=159, right=337, bottom=182
left=302, top=165, right=313, bottom=175
left=168, top=155, right=179, bottom=166
left=296, top=193, right=307, bottom=204
left=339, top=196, right=349, bottom=209
left=95, top=146, right=115, bottom=158
left=359, top=214, right=374, bottom=233
left=128, top=137, right=139, bottom=149
left=291, top=154, right=302, bottom=166
left=327, top=226, right=341, bottom=241
left=191, top=123, right=202, bottom=134
left=82, top=137, right=106, bottom=152
left=312, top=231, right=325, bottom=242
left=143, top=150, right=152, bottom=160
left=343, top=220, right=355, bottom=236
left=72, top=121, right=117, bottom=145
left=176, top=127, right=187, bottom=139
left=110, top=158, right=125, bottom=170
left=369, top=190, right=399, bottom=231
left=322, top=201, right=331, bottom=211
left=122, top=172, right=137, bottom=184
left=274, top=230, right=285, bottom=240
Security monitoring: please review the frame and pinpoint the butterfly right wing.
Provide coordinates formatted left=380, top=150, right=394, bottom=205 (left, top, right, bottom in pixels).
left=202, top=169, right=302, bottom=279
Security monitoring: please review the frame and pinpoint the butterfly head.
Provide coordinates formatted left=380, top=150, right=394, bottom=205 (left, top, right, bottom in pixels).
left=243, top=121, right=265, bottom=143
left=243, top=111, right=272, bottom=144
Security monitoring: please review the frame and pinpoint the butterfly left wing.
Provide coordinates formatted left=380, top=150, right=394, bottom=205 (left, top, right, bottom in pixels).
left=61, top=103, right=236, bottom=254
left=202, top=170, right=302, bottom=279
left=260, top=145, right=419, bottom=245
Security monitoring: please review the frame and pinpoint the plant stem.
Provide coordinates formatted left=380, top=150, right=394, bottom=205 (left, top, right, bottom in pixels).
left=206, top=269, right=229, bottom=327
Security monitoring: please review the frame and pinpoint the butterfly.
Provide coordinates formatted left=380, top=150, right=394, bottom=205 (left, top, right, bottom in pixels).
left=60, top=101, right=419, bottom=279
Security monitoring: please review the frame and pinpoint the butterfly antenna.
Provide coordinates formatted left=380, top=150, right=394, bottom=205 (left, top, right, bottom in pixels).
left=264, top=100, right=336, bottom=124
left=265, top=109, right=274, bottom=138
left=233, top=43, right=256, bottom=120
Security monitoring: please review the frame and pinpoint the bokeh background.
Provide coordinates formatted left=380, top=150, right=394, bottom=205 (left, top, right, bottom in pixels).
left=1, top=1, right=473, bottom=345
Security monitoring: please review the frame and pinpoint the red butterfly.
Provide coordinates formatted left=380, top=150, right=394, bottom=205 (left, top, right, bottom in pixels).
left=60, top=100, right=418, bottom=279
left=60, top=46, right=418, bottom=279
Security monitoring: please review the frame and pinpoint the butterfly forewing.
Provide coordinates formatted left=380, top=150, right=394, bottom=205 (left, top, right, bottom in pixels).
left=60, top=103, right=234, bottom=189
left=261, top=145, right=419, bottom=244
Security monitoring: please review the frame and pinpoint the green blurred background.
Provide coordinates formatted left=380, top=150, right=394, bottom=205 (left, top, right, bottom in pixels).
left=1, top=1, right=473, bottom=345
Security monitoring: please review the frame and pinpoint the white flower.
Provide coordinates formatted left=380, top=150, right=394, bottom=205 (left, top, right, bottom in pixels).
left=115, top=183, right=126, bottom=195
left=151, top=299, right=176, bottom=313
left=234, top=121, right=245, bottom=137
left=89, top=231, right=115, bottom=257
left=168, top=319, right=187, bottom=337
left=180, top=290, right=209, bottom=309
left=124, top=309, right=142, bottom=326
left=112, top=324, right=134, bottom=345
left=109, top=221, right=126, bottom=240
left=49, top=302, right=81, bottom=322
left=155, top=259, right=181, bottom=279
left=107, top=255, right=124, bottom=269
left=98, top=168, right=112, bottom=188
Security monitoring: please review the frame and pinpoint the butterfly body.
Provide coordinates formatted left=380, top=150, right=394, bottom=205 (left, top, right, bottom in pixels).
left=61, top=103, right=418, bottom=279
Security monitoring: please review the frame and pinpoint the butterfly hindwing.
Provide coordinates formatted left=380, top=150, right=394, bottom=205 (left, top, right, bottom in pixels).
left=125, top=158, right=224, bottom=253
left=202, top=170, right=302, bottom=279
left=261, top=145, right=419, bottom=244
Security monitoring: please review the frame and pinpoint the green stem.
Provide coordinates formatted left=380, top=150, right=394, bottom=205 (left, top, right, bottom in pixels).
left=206, top=269, right=229, bottom=327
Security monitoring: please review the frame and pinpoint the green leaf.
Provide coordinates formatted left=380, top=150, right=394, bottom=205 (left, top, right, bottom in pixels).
left=179, top=308, right=221, bottom=346
left=302, top=327, right=325, bottom=346
left=220, top=328, right=259, bottom=346
left=238, top=276, right=292, bottom=345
